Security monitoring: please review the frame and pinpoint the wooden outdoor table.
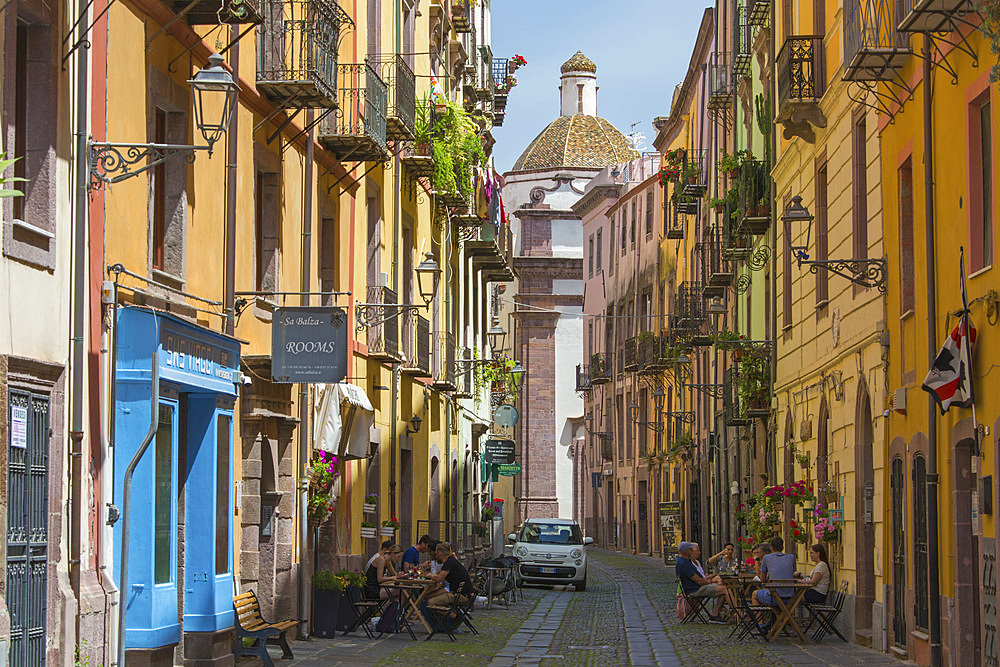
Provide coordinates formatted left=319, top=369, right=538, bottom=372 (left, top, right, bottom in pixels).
left=762, top=580, right=813, bottom=642
left=720, top=573, right=758, bottom=622
left=384, top=578, right=437, bottom=636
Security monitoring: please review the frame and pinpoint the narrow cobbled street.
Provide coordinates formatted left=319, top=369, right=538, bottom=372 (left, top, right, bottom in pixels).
left=255, top=551, right=907, bottom=667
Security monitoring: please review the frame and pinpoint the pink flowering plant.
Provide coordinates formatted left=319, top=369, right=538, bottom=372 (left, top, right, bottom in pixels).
left=307, top=451, right=340, bottom=522
left=813, top=503, right=840, bottom=541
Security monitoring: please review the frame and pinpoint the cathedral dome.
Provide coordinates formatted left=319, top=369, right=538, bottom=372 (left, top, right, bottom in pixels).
left=561, top=51, right=597, bottom=74
left=511, top=114, right=638, bottom=172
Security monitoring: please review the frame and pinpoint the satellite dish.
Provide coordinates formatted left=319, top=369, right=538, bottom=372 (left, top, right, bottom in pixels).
left=493, top=404, right=519, bottom=427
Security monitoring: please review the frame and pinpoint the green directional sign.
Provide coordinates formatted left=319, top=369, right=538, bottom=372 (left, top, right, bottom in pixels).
left=496, top=462, right=522, bottom=476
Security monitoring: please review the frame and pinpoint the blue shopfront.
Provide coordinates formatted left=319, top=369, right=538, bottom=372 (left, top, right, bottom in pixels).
left=113, top=306, right=241, bottom=663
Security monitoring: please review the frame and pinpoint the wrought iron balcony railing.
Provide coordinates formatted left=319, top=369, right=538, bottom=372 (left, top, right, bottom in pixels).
left=747, top=0, right=770, bottom=27
left=176, top=0, right=262, bottom=25
left=401, top=312, right=431, bottom=376
left=624, top=337, right=639, bottom=371
left=670, top=282, right=706, bottom=342
left=257, top=0, right=350, bottom=108
left=777, top=35, right=826, bottom=112
left=723, top=202, right=752, bottom=260
left=493, top=58, right=511, bottom=107
left=665, top=200, right=685, bottom=239
left=843, top=0, right=912, bottom=81
left=681, top=149, right=707, bottom=198
left=589, top=353, right=611, bottom=384
left=318, top=61, right=389, bottom=162
left=432, top=332, right=457, bottom=390
left=897, top=0, right=978, bottom=33
left=737, top=158, right=771, bottom=236
left=452, top=346, right=475, bottom=398
left=576, top=364, right=592, bottom=392
left=365, top=286, right=399, bottom=361
left=701, top=226, right=733, bottom=297
left=708, top=52, right=734, bottom=110
left=370, top=54, right=416, bottom=140
left=732, top=4, right=752, bottom=78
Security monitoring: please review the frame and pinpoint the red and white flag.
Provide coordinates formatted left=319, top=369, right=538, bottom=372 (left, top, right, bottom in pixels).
left=922, top=248, right=976, bottom=414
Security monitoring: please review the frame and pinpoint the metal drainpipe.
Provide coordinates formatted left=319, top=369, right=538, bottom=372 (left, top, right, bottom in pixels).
left=921, top=37, right=942, bottom=667
left=70, top=0, right=90, bottom=630
left=224, top=32, right=239, bottom=338
left=769, top=0, right=778, bottom=486
left=389, top=0, right=403, bottom=521
left=117, top=359, right=160, bottom=667
left=298, top=109, right=314, bottom=634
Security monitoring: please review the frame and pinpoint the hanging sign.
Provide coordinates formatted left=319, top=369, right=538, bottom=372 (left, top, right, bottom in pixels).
left=492, top=404, right=519, bottom=427
left=483, top=438, right=516, bottom=464
left=496, top=462, right=522, bottom=476
left=272, top=307, right=348, bottom=383
left=10, top=405, right=27, bottom=449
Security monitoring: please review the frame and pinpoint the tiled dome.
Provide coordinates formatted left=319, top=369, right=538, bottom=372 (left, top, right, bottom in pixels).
left=560, top=51, right=597, bottom=74
left=511, top=114, right=638, bottom=172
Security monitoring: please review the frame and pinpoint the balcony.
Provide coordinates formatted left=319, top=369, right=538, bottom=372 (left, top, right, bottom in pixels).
left=898, top=0, right=978, bottom=33
left=737, top=158, right=771, bottom=236
left=732, top=5, right=752, bottom=78
left=476, top=47, right=495, bottom=102
left=401, top=312, right=431, bottom=377
left=318, top=62, right=389, bottom=162
left=747, top=0, right=770, bottom=26
left=681, top=149, right=707, bottom=198
left=493, top=58, right=510, bottom=112
left=725, top=346, right=771, bottom=425
left=469, top=222, right=515, bottom=283
left=843, top=0, right=912, bottom=82
left=637, top=333, right=668, bottom=373
left=432, top=332, right=457, bottom=391
left=624, top=337, right=638, bottom=371
left=665, top=202, right=685, bottom=239
left=724, top=368, right=750, bottom=426
left=174, top=0, right=262, bottom=25
left=452, top=1, right=472, bottom=32
left=575, top=365, right=592, bottom=392
left=453, top=347, right=475, bottom=398
left=257, top=0, right=349, bottom=108
left=776, top=36, right=827, bottom=142
left=723, top=203, right=752, bottom=260
left=589, top=353, right=611, bottom=384
left=670, top=282, right=706, bottom=343
left=370, top=54, right=416, bottom=140
left=708, top=52, right=734, bottom=111
left=365, top=286, right=400, bottom=362
left=701, top=226, right=733, bottom=297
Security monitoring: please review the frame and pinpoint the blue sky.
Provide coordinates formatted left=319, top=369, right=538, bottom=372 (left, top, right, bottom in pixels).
left=490, top=0, right=710, bottom=174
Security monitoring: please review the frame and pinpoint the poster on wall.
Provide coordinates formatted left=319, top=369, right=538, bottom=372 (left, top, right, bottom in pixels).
left=659, top=501, right=683, bottom=564
left=272, top=307, right=348, bottom=383
left=10, top=405, right=27, bottom=449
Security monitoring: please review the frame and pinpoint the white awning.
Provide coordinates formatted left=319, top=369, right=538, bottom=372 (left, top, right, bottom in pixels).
left=313, top=382, right=375, bottom=462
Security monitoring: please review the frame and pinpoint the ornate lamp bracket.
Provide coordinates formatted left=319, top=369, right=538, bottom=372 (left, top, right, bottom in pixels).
left=354, top=302, right=426, bottom=331
left=89, top=142, right=207, bottom=188
left=796, top=253, right=888, bottom=293
left=664, top=410, right=697, bottom=424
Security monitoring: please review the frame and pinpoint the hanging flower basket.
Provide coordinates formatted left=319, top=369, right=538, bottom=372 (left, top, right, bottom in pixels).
left=360, top=526, right=377, bottom=539
left=362, top=503, right=376, bottom=514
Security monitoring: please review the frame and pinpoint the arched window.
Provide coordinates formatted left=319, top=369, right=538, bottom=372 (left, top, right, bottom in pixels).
left=912, top=454, right=929, bottom=631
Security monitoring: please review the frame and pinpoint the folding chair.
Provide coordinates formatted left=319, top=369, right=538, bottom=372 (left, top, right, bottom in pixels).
left=730, top=583, right=774, bottom=641
left=678, top=583, right=712, bottom=624
left=425, top=593, right=478, bottom=641
left=342, top=590, right=387, bottom=639
left=803, top=580, right=848, bottom=642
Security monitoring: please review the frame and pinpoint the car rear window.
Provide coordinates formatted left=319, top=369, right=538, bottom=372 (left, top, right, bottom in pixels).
left=518, top=523, right=583, bottom=545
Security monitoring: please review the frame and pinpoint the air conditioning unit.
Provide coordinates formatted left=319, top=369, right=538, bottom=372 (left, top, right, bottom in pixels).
left=892, top=388, right=906, bottom=415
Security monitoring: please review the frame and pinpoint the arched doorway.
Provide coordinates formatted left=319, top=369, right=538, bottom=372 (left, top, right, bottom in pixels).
left=429, top=456, right=440, bottom=526
left=854, top=387, right=876, bottom=639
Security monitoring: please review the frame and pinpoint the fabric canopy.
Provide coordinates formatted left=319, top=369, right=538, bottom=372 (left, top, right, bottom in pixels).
left=313, top=382, right=375, bottom=461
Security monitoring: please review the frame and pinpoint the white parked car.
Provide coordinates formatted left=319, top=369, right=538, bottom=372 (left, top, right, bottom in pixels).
left=508, top=518, right=593, bottom=591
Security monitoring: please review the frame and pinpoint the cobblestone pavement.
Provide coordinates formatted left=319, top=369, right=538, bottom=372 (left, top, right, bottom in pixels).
left=241, top=550, right=910, bottom=666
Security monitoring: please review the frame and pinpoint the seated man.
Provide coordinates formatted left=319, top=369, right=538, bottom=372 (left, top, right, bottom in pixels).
left=754, top=536, right=796, bottom=606
left=675, top=541, right=727, bottom=623
left=425, top=543, right=474, bottom=609
left=401, top=534, right=432, bottom=572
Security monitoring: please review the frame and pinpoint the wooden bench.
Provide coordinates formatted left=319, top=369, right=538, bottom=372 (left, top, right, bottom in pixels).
left=233, top=590, right=298, bottom=666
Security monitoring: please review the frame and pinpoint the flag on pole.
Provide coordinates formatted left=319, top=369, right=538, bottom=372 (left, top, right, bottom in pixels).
left=922, top=248, right=976, bottom=414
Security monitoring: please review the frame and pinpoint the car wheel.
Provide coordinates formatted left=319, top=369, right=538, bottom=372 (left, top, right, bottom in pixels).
left=575, top=578, right=587, bottom=591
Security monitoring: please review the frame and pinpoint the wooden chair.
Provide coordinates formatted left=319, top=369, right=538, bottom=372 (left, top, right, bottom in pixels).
left=232, top=590, right=297, bottom=667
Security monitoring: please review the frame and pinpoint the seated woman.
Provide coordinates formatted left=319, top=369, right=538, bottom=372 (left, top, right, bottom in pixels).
left=795, top=543, right=831, bottom=604
left=363, top=544, right=404, bottom=600
left=708, top=542, right=738, bottom=579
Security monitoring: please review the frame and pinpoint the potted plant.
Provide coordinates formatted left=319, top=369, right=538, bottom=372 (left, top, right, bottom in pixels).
left=381, top=516, right=401, bottom=536
left=709, top=196, right=727, bottom=213
left=682, top=162, right=701, bottom=184
left=413, top=96, right=433, bottom=156
left=360, top=521, right=377, bottom=539
left=510, top=54, right=528, bottom=72
left=659, top=164, right=680, bottom=186
left=821, top=480, right=838, bottom=503
left=312, top=569, right=365, bottom=637
left=789, top=519, right=810, bottom=545
left=590, top=353, right=607, bottom=376
left=363, top=493, right=378, bottom=514
left=718, top=149, right=749, bottom=178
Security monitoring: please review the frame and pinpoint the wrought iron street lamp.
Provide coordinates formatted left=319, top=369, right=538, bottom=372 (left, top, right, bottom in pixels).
left=89, top=54, right=240, bottom=186
left=781, top=195, right=888, bottom=292
left=629, top=388, right=666, bottom=432
left=405, top=414, right=422, bottom=435
left=508, top=360, right=526, bottom=389
left=356, top=251, right=443, bottom=330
